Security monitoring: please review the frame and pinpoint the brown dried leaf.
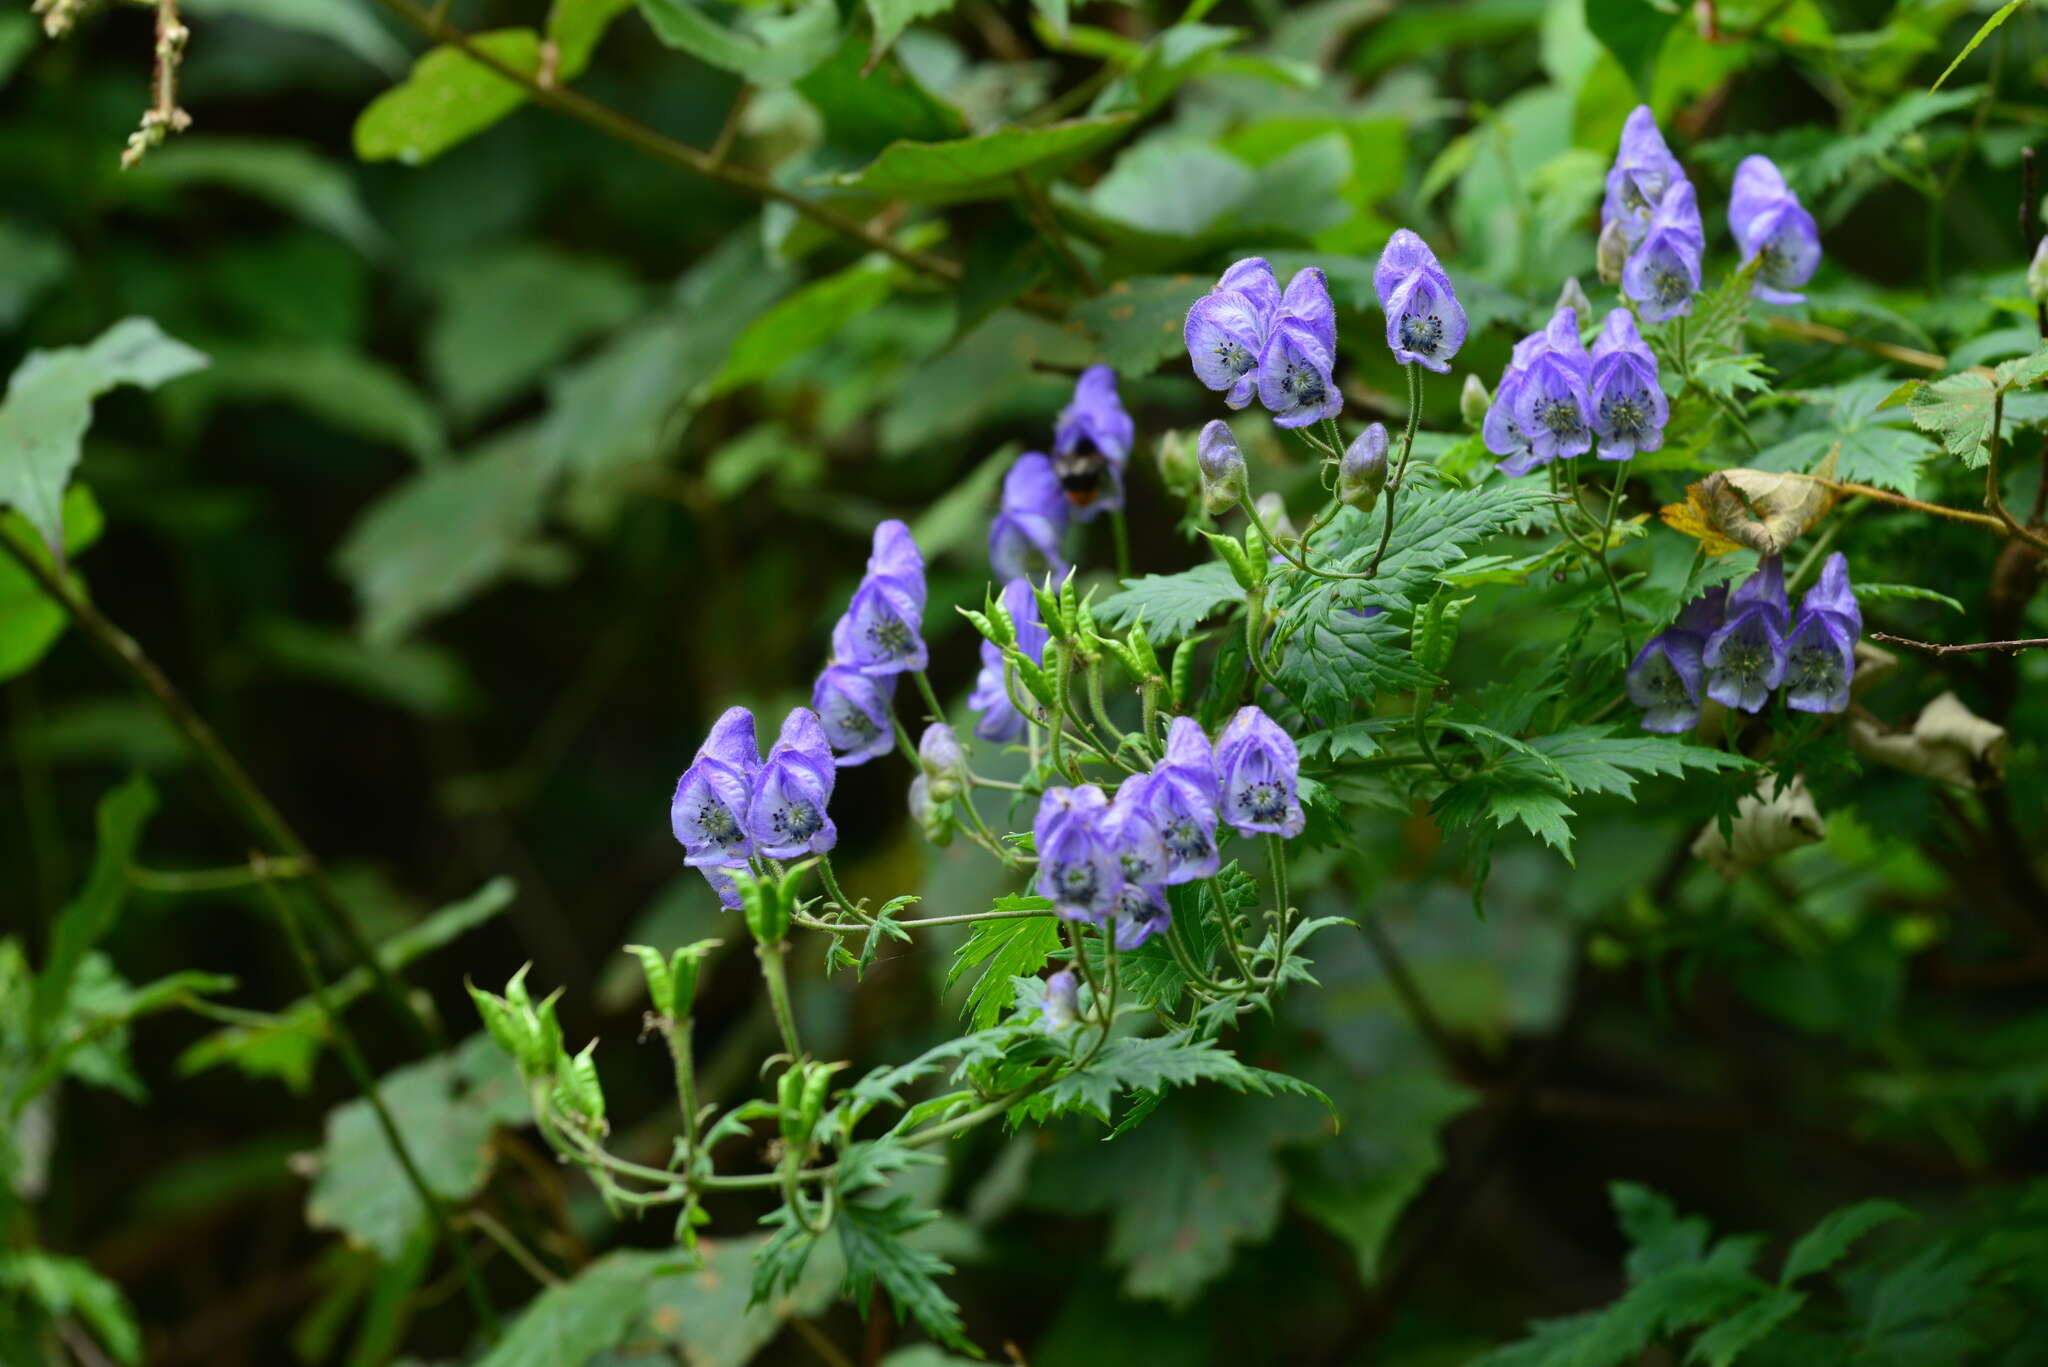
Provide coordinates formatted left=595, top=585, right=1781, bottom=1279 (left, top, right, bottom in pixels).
left=1658, top=450, right=1839, bottom=556
left=1691, top=772, right=1825, bottom=878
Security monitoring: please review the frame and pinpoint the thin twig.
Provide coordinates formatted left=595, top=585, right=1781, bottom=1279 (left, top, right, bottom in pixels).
left=1760, top=316, right=1946, bottom=371
left=1869, top=631, right=2048, bottom=655
left=260, top=878, right=501, bottom=1336
left=462, top=1210, right=562, bottom=1288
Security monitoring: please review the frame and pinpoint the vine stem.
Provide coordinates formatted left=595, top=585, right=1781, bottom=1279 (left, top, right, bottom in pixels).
left=1593, top=460, right=1636, bottom=657
left=261, top=878, right=499, bottom=1336
left=1983, top=390, right=2048, bottom=551
left=0, top=523, right=440, bottom=1054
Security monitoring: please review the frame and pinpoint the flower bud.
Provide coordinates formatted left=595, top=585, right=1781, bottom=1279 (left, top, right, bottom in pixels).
left=1597, top=219, right=1630, bottom=286
left=2030, top=236, right=2048, bottom=307
left=909, top=774, right=953, bottom=846
left=1255, top=492, right=1297, bottom=546
left=1155, top=429, right=1196, bottom=498
left=1042, top=969, right=1079, bottom=1031
left=1196, top=419, right=1247, bottom=516
left=918, top=722, right=967, bottom=802
left=1460, top=373, right=1490, bottom=429
left=1337, top=423, right=1389, bottom=513
left=1555, top=276, right=1592, bottom=323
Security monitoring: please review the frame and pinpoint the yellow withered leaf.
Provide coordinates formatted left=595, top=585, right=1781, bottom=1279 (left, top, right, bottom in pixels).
left=1658, top=449, right=1839, bottom=555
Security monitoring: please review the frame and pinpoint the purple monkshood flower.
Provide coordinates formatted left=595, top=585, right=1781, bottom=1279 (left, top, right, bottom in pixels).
left=989, top=453, right=1071, bottom=583
left=1486, top=306, right=1591, bottom=477
left=1704, top=555, right=1790, bottom=712
left=1103, top=777, right=1169, bottom=887
left=1625, top=587, right=1725, bottom=733
left=1373, top=229, right=1467, bottom=373
left=670, top=706, right=760, bottom=868
left=1042, top=969, right=1079, bottom=1030
left=1113, top=882, right=1171, bottom=951
left=1126, top=716, right=1222, bottom=883
left=812, top=664, right=896, bottom=767
left=1258, top=318, right=1342, bottom=428
left=1602, top=105, right=1688, bottom=252
left=832, top=520, right=927, bottom=676
left=1214, top=705, right=1304, bottom=838
left=1054, top=365, right=1135, bottom=521
left=700, top=864, right=742, bottom=911
left=1186, top=259, right=1342, bottom=427
left=1034, top=785, right=1122, bottom=922
left=1729, top=155, right=1821, bottom=306
left=747, top=708, right=838, bottom=859
left=1623, top=181, right=1705, bottom=324
left=969, top=578, right=1051, bottom=743
left=1783, top=552, right=1860, bottom=713
left=1510, top=340, right=1595, bottom=466
left=1588, top=308, right=1667, bottom=461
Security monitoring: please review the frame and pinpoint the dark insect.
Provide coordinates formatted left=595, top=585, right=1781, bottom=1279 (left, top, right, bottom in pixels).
left=1053, top=442, right=1108, bottom=508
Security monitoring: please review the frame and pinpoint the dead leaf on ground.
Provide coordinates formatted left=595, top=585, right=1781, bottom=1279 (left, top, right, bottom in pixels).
left=1692, top=772, right=1825, bottom=878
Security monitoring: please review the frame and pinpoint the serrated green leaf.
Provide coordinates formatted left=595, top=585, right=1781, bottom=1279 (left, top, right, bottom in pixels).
left=0, top=1250, right=141, bottom=1364
left=473, top=1251, right=656, bottom=1367
left=946, top=900, right=1059, bottom=1030
left=1270, top=601, right=1437, bottom=719
left=1096, top=561, right=1242, bottom=643
left=835, top=1197, right=971, bottom=1350
left=1905, top=369, right=1999, bottom=467
left=1780, top=1198, right=1914, bottom=1286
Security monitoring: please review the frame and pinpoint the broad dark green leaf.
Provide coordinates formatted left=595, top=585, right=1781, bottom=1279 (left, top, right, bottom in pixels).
left=825, top=114, right=1136, bottom=202
left=123, top=139, right=387, bottom=256
left=34, top=775, right=157, bottom=1034
left=426, top=244, right=643, bottom=421
left=1585, top=0, right=1677, bottom=98
left=353, top=29, right=543, bottom=166
left=636, top=0, right=840, bottom=83
left=0, top=485, right=101, bottom=684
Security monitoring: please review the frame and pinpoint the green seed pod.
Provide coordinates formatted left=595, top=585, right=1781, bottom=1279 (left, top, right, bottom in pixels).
left=1460, top=373, right=1490, bottom=430
left=1155, top=428, right=1196, bottom=498
left=1337, top=423, right=1389, bottom=513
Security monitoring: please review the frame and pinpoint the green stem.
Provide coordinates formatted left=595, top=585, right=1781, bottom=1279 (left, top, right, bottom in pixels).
left=911, top=670, right=947, bottom=728
left=1208, top=874, right=1258, bottom=984
left=1109, top=507, right=1132, bottom=580
left=816, top=856, right=855, bottom=913
left=1365, top=364, right=1425, bottom=577
left=1413, top=689, right=1456, bottom=783
left=1593, top=460, right=1636, bottom=657
left=263, top=879, right=499, bottom=1337
left=667, top=1016, right=701, bottom=1157
left=756, top=942, right=803, bottom=1060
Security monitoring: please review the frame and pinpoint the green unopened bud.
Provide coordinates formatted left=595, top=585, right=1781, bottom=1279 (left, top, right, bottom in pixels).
left=1460, top=373, right=1490, bottom=429
left=1254, top=493, right=1296, bottom=547
left=984, top=588, right=1017, bottom=648
left=2030, top=236, right=2048, bottom=307
left=1032, top=574, right=1068, bottom=638
left=1597, top=219, right=1629, bottom=287
left=1203, top=530, right=1260, bottom=592
left=1555, top=276, right=1591, bottom=324
left=1155, top=429, right=1196, bottom=498
left=1196, top=420, right=1247, bottom=516
left=1337, top=423, right=1389, bottom=513
left=909, top=774, right=953, bottom=846
left=918, top=722, right=967, bottom=802
left=735, top=867, right=792, bottom=946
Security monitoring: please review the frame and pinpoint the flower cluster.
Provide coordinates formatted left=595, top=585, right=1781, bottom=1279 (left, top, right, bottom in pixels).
left=671, top=706, right=838, bottom=907
left=1032, top=707, right=1301, bottom=946
left=1728, top=155, right=1820, bottom=305
left=1184, top=259, right=1341, bottom=428
left=1484, top=304, right=1667, bottom=477
left=968, top=578, right=1050, bottom=743
left=1626, top=553, right=1862, bottom=731
left=812, top=521, right=929, bottom=766
left=1601, top=106, right=1704, bottom=323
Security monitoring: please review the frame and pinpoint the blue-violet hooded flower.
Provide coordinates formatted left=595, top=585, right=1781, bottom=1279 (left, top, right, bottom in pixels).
left=1374, top=229, right=1467, bottom=373
left=1622, top=181, right=1705, bottom=324
left=1782, top=552, right=1860, bottom=714
left=1113, top=882, right=1171, bottom=951
left=1602, top=106, right=1687, bottom=251
left=969, top=578, right=1050, bottom=744
left=1214, top=705, right=1305, bottom=838
left=1054, top=365, right=1135, bottom=520
left=670, top=706, right=760, bottom=868
left=1034, top=784, right=1123, bottom=922
left=746, top=708, right=838, bottom=859
left=1486, top=306, right=1590, bottom=477
left=1729, top=155, right=1821, bottom=306
left=1588, top=308, right=1667, bottom=461
left=1626, top=587, right=1724, bottom=733
left=833, top=520, right=927, bottom=676
left=1704, top=556, right=1789, bottom=713
left=812, top=664, right=896, bottom=767
left=989, top=453, right=1071, bottom=583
